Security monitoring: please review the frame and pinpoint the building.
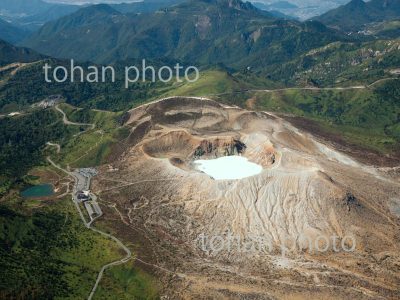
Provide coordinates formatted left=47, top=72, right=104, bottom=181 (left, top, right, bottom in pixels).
left=77, top=191, right=90, bottom=202
left=84, top=202, right=96, bottom=219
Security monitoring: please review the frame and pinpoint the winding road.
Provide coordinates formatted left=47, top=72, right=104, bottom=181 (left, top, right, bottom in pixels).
left=47, top=156, right=132, bottom=299
left=46, top=142, right=61, bottom=154
left=46, top=85, right=398, bottom=298
left=47, top=107, right=132, bottom=300
left=55, top=105, right=95, bottom=135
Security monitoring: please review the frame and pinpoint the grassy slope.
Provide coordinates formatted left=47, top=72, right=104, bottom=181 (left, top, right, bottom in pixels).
left=93, top=261, right=159, bottom=300
left=32, top=70, right=398, bottom=161
left=0, top=198, right=122, bottom=299
left=162, top=73, right=400, bottom=156
left=163, top=70, right=250, bottom=96
left=164, top=70, right=245, bottom=96
left=254, top=88, right=399, bottom=153
left=49, top=105, right=160, bottom=299
left=53, top=103, right=125, bottom=168
left=160, top=70, right=280, bottom=98
left=0, top=103, right=160, bottom=299
left=0, top=191, right=159, bottom=299
left=268, top=39, right=400, bottom=86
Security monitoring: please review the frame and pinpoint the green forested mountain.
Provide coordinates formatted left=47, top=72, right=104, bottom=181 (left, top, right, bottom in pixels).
left=267, top=39, right=400, bottom=86
left=363, top=20, right=400, bottom=38
left=23, top=0, right=344, bottom=69
left=0, top=39, right=43, bottom=66
left=314, top=0, right=400, bottom=32
left=0, top=18, right=29, bottom=44
left=0, top=110, right=66, bottom=179
left=0, top=58, right=175, bottom=112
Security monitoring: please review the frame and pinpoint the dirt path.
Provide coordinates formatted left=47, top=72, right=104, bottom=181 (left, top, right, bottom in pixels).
left=46, top=142, right=61, bottom=154
left=55, top=105, right=95, bottom=129
left=0, top=62, right=35, bottom=75
left=70, top=130, right=104, bottom=165
left=206, top=77, right=399, bottom=97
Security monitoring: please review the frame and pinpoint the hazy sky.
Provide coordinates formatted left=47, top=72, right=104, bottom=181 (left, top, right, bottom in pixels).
left=45, top=0, right=142, bottom=4
left=44, top=0, right=349, bottom=6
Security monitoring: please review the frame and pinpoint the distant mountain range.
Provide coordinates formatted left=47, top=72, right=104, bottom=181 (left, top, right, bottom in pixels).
left=0, top=18, right=29, bottom=44
left=314, top=0, right=400, bottom=32
left=0, top=0, right=184, bottom=31
left=23, top=0, right=344, bottom=70
left=0, top=0, right=80, bottom=31
left=4, top=0, right=399, bottom=36
left=252, top=1, right=297, bottom=19
left=2, top=0, right=399, bottom=82
left=111, top=0, right=184, bottom=13
left=251, top=0, right=350, bottom=20
left=0, top=0, right=54, bottom=16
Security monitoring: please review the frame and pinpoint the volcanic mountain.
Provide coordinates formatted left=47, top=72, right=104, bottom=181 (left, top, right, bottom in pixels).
left=91, top=97, right=400, bottom=299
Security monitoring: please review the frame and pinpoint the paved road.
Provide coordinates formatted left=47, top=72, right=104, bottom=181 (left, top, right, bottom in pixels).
left=87, top=228, right=132, bottom=300
left=46, top=156, right=132, bottom=299
left=47, top=105, right=132, bottom=300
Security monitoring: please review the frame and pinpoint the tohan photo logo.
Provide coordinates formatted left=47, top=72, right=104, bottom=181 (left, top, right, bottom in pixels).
left=43, top=59, right=200, bottom=88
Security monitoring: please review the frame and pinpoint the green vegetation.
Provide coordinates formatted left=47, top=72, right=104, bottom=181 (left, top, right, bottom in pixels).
left=0, top=59, right=175, bottom=112
left=162, top=70, right=279, bottom=97
left=315, top=0, right=400, bottom=32
left=0, top=109, right=70, bottom=195
left=164, top=70, right=244, bottom=96
left=93, top=262, right=160, bottom=300
left=214, top=79, right=400, bottom=154
left=54, top=104, right=124, bottom=168
left=0, top=199, right=123, bottom=299
left=267, top=39, right=400, bottom=86
left=2, top=0, right=399, bottom=112
left=0, top=2, right=399, bottom=298
left=0, top=63, right=280, bottom=113
left=2, top=38, right=398, bottom=113
left=0, top=39, right=43, bottom=67
left=366, top=20, right=400, bottom=38
left=23, top=0, right=343, bottom=68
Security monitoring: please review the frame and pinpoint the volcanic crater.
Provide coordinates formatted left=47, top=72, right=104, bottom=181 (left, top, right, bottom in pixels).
left=92, top=97, right=400, bottom=299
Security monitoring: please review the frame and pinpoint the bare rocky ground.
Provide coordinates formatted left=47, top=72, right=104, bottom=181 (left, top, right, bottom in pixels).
left=92, top=97, right=400, bottom=299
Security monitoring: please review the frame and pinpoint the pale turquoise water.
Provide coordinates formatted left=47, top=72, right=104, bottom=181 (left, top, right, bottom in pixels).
left=194, top=156, right=262, bottom=180
left=21, top=184, right=54, bottom=198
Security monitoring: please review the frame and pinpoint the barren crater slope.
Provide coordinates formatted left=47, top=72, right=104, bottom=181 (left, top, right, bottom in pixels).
left=92, top=97, right=400, bottom=299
